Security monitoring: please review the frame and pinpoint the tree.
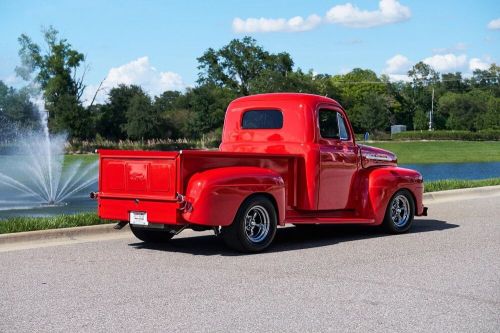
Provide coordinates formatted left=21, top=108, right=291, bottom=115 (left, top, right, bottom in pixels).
left=97, top=85, right=143, bottom=140
left=183, top=84, right=237, bottom=138
left=439, top=91, right=489, bottom=131
left=478, top=95, right=500, bottom=129
left=153, top=91, right=188, bottom=139
left=16, top=26, right=91, bottom=137
left=408, top=62, right=439, bottom=87
left=123, top=90, right=160, bottom=140
left=413, top=109, right=428, bottom=130
left=348, top=92, right=390, bottom=132
left=197, top=37, right=294, bottom=95
left=0, top=81, right=39, bottom=135
left=441, top=72, right=467, bottom=93
left=470, top=64, right=500, bottom=97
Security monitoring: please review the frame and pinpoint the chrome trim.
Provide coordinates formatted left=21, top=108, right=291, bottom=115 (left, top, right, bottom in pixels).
left=364, top=154, right=394, bottom=162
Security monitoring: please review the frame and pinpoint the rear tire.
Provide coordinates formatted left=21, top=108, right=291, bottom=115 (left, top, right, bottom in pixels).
left=130, top=225, right=175, bottom=243
left=221, top=195, right=277, bottom=253
left=383, top=189, right=415, bottom=234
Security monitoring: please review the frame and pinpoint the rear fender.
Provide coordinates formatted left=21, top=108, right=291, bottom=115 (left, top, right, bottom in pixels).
left=182, top=167, right=285, bottom=227
left=356, top=167, right=424, bottom=224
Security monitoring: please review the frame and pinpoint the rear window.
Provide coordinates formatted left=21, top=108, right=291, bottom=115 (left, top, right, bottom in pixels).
left=241, top=110, right=283, bottom=129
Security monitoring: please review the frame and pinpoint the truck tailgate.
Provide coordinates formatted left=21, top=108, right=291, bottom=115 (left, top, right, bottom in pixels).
left=98, top=150, right=180, bottom=224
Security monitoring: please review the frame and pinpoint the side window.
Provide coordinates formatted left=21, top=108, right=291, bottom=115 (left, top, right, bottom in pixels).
left=241, top=110, right=283, bottom=129
left=337, top=113, right=349, bottom=140
left=319, top=109, right=339, bottom=139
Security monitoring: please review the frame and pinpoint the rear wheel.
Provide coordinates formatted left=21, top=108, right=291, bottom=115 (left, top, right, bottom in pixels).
left=383, top=189, right=415, bottom=233
left=130, top=224, right=175, bottom=243
left=221, top=195, right=277, bottom=253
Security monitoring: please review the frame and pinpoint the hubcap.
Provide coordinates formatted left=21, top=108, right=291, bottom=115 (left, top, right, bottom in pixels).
left=244, top=205, right=270, bottom=243
left=390, top=194, right=410, bottom=227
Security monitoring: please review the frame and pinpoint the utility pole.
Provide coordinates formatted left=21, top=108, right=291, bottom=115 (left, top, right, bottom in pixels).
left=428, top=87, right=434, bottom=131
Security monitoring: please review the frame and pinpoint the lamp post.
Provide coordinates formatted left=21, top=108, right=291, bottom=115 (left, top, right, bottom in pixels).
left=428, top=87, right=434, bottom=131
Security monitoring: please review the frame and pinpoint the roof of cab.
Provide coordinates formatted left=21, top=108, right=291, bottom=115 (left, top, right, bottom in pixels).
left=229, top=93, right=342, bottom=108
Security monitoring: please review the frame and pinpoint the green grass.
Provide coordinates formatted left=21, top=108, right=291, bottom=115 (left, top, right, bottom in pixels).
left=63, top=154, right=98, bottom=165
left=0, top=212, right=110, bottom=234
left=368, top=141, right=500, bottom=164
left=424, top=178, right=500, bottom=192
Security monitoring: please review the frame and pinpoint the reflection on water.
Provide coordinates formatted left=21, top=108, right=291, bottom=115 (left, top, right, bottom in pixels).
left=0, top=186, right=97, bottom=219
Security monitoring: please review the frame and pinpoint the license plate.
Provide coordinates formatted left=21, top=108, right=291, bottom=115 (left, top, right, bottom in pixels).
left=130, top=211, right=148, bottom=225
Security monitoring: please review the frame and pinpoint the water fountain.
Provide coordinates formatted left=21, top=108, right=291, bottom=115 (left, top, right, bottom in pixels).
left=0, top=101, right=98, bottom=216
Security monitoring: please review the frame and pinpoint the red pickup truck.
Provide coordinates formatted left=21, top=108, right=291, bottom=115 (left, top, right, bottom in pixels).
left=94, top=93, right=427, bottom=252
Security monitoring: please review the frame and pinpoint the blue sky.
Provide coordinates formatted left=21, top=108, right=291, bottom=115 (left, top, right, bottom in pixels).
left=1, top=0, right=499, bottom=104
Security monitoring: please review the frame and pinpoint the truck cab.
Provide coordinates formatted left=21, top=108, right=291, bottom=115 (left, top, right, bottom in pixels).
left=95, top=93, right=426, bottom=252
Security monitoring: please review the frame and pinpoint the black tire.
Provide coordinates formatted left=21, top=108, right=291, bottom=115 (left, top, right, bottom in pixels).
left=221, top=195, right=277, bottom=253
left=383, top=189, right=415, bottom=234
left=130, top=224, right=175, bottom=243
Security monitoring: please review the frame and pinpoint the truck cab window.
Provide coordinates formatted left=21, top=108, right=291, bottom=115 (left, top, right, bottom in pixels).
left=337, top=113, right=349, bottom=140
left=319, top=109, right=339, bottom=139
left=242, top=110, right=283, bottom=129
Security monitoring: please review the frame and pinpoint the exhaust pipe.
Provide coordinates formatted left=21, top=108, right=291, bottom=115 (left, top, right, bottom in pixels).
left=89, top=192, right=99, bottom=199
left=176, top=193, right=192, bottom=212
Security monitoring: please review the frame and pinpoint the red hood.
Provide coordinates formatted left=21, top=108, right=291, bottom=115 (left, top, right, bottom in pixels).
left=359, top=144, right=397, bottom=168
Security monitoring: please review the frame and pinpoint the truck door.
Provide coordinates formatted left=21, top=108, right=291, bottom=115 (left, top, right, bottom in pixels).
left=317, top=108, right=358, bottom=210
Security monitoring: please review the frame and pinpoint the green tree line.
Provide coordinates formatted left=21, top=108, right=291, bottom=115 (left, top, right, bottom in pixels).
left=1, top=28, right=499, bottom=142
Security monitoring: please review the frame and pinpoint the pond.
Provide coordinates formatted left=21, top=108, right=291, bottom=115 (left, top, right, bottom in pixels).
left=400, top=162, right=500, bottom=181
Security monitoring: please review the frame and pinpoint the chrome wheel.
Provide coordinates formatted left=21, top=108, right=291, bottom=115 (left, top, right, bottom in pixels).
left=244, top=205, right=270, bottom=243
left=221, top=195, right=277, bottom=253
left=390, top=194, right=410, bottom=227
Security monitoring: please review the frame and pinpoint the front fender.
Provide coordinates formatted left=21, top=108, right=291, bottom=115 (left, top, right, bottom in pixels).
left=356, top=167, right=424, bottom=224
left=182, top=167, right=285, bottom=227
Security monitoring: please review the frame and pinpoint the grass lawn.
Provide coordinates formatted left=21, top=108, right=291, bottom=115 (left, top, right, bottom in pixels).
left=64, top=154, right=98, bottom=165
left=425, top=178, right=500, bottom=192
left=0, top=212, right=112, bottom=234
left=367, top=141, right=500, bottom=164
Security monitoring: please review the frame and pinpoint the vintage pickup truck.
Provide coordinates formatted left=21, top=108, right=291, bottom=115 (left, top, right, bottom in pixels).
left=93, top=93, right=427, bottom=252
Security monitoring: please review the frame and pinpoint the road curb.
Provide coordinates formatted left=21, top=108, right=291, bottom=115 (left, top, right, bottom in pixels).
left=424, top=185, right=500, bottom=202
left=0, top=223, right=130, bottom=245
left=1, top=186, right=499, bottom=245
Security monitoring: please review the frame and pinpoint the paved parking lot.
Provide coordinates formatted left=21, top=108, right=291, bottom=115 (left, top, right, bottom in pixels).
left=1, top=195, right=499, bottom=332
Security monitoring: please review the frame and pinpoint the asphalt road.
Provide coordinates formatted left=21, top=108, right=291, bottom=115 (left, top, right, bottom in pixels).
left=1, top=195, right=499, bottom=332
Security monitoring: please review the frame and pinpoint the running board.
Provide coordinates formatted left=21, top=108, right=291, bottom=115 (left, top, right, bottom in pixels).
left=286, top=217, right=376, bottom=225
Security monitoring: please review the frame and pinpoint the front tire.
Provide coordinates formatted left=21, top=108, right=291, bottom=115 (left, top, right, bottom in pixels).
left=221, top=195, right=277, bottom=253
left=383, top=189, right=415, bottom=233
left=130, top=224, right=175, bottom=243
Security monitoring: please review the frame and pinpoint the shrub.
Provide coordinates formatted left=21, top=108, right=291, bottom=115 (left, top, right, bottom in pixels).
left=392, top=130, right=500, bottom=141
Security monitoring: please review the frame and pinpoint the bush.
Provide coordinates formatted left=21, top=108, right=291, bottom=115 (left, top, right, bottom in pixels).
left=392, top=130, right=500, bottom=141
left=66, top=137, right=221, bottom=153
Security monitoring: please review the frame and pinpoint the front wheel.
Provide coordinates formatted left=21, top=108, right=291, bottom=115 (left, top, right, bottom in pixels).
left=130, top=224, right=175, bottom=243
left=221, top=195, right=277, bottom=253
left=383, top=189, right=415, bottom=234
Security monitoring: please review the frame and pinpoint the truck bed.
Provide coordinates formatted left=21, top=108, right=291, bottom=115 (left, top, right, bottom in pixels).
left=98, top=149, right=299, bottom=225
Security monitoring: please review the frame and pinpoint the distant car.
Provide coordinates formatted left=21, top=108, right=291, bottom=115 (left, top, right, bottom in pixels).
left=93, top=93, right=427, bottom=252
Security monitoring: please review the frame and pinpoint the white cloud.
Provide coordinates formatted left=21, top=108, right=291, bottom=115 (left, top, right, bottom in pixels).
left=325, top=0, right=411, bottom=28
left=386, top=74, right=411, bottom=82
left=422, top=54, right=467, bottom=72
left=82, top=56, right=185, bottom=106
left=232, top=0, right=411, bottom=33
left=469, top=58, right=491, bottom=71
left=233, top=14, right=322, bottom=33
left=432, top=42, right=467, bottom=54
left=487, top=18, right=500, bottom=30
left=384, top=54, right=411, bottom=74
